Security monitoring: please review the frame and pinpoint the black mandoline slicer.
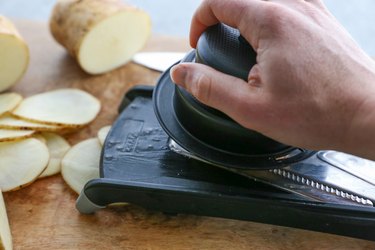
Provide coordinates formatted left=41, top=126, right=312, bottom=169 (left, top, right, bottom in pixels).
left=76, top=24, right=375, bottom=241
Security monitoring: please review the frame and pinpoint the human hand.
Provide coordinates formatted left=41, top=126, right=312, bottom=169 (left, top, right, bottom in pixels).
left=170, top=0, right=375, bottom=159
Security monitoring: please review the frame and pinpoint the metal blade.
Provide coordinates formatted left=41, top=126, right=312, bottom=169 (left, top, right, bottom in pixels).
left=168, top=139, right=375, bottom=207
left=132, top=52, right=186, bottom=72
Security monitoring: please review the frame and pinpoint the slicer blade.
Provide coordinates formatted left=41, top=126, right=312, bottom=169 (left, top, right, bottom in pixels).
left=169, top=139, right=375, bottom=207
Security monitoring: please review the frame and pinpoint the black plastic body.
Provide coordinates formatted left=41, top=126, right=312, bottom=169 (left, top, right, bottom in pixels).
left=157, top=23, right=293, bottom=158
left=82, top=86, right=375, bottom=241
left=154, top=52, right=314, bottom=169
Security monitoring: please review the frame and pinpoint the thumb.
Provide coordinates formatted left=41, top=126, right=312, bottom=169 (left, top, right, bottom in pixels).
left=170, top=62, right=263, bottom=129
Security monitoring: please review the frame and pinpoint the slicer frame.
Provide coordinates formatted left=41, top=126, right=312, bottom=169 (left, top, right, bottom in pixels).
left=76, top=86, right=375, bottom=241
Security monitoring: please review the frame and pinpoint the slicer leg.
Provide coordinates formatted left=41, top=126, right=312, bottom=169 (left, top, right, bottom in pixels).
left=76, top=191, right=105, bottom=214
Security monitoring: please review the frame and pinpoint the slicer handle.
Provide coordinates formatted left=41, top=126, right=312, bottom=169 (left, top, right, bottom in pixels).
left=195, top=23, right=257, bottom=81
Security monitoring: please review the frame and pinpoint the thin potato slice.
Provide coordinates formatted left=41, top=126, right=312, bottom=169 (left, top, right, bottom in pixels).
left=33, top=134, right=47, bottom=144
left=0, top=138, right=49, bottom=192
left=61, top=138, right=101, bottom=194
left=97, top=125, right=111, bottom=146
left=12, top=88, right=101, bottom=126
left=0, top=191, right=12, bottom=250
left=0, top=92, right=22, bottom=116
left=0, top=129, right=34, bottom=142
left=39, top=133, right=70, bottom=178
left=0, top=114, right=62, bottom=131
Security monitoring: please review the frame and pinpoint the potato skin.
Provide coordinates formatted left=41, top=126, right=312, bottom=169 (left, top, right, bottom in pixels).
left=49, top=0, right=142, bottom=58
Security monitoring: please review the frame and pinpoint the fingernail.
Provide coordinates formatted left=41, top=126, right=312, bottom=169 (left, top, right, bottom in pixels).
left=170, top=64, right=187, bottom=88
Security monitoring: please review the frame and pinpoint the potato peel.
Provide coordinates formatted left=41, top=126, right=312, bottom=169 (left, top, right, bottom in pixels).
left=0, top=138, right=49, bottom=192
left=12, top=88, right=101, bottom=126
left=61, top=138, right=101, bottom=194
left=39, top=133, right=70, bottom=178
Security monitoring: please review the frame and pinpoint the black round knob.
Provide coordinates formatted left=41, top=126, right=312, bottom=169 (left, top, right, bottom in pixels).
left=195, top=23, right=257, bottom=81
left=172, top=24, right=289, bottom=155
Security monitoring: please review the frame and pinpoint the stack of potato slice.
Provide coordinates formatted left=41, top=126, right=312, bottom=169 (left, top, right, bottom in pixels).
left=0, top=88, right=101, bottom=192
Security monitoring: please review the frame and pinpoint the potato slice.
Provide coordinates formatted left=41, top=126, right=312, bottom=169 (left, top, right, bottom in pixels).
left=33, top=134, right=47, bottom=144
left=0, top=16, right=29, bottom=92
left=12, top=88, right=101, bottom=126
left=39, top=133, right=70, bottom=178
left=61, top=138, right=101, bottom=194
left=97, top=125, right=111, bottom=146
left=0, top=191, right=12, bottom=250
left=0, top=129, right=34, bottom=142
left=0, top=114, right=62, bottom=131
left=0, top=92, right=22, bottom=116
left=0, top=138, right=49, bottom=191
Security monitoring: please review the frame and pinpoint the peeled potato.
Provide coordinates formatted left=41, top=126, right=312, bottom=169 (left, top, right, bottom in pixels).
left=0, top=138, right=49, bottom=191
left=0, top=114, right=62, bottom=131
left=0, top=16, right=29, bottom=92
left=12, top=88, right=101, bottom=126
left=97, top=125, right=111, bottom=146
left=50, top=0, right=151, bottom=74
left=0, top=92, right=22, bottom=116
left=0, top=129, right=34, bottom=142
left=0, top=191, right=12, bottom=250
left=39, top=133, right=70, bottom=178
left=61, top=138, right=101, bottom=194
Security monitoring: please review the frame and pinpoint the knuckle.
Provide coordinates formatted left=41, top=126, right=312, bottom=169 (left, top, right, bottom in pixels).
left=260, top=4, right=290, bottom=33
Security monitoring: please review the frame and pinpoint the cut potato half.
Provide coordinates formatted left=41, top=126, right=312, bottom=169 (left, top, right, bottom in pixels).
left=61, top=138, right=101, bottom=194
left=0, top=138, right=49, bottom=191
left=0, top=16, right=29, bottom=92
left=0, top=92, right=22, bottom=116
left=0, top=191, right=12, bottom=250
left=0, top=129, right=34, bottom=142
left=0, top=114, right=62, bottom=131
left=39, top=133, right=70, bottom=178
left=78, top=10, right=151, bottom=74
left=97, top=125, right=111, bottom=146
left=50, top=0, right=151, bottom=74
left=12, top=88, right=101, bottom=126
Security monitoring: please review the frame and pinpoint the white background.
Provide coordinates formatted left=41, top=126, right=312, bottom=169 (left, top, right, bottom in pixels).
left=1, top=0, right=375, bottom=55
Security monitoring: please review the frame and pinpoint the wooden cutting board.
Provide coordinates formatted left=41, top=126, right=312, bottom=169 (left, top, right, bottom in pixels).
left=2, top=20, right=374, bottom=250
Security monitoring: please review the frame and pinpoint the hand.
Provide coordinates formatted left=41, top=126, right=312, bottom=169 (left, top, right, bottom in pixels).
left=170, top=0, right=375, bottom=160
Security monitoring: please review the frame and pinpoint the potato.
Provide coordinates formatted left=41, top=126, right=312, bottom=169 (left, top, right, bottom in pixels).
left=50, top=0, right=151, bottom=74
left=33, top=134, right=47, bottom=144
left=0, top=92, right=22, bottom=116
left=39, top=133, right=71, bottom=178
left=61, top=138, right=101, bottom=194
left=0, top=191, right=12, bottom=250
left=0, top=129, right=34, bottom=142
left=97, top=125, right=111, bottom=146
left=0, top=16, right=29, bottom=92
left=12, top=88, right=101, bottom=126
left=0, top=114, right=63, bottom=131
left=0, top=138, right=49, bottom=192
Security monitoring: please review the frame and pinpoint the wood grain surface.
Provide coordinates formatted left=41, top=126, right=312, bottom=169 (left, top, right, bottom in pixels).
left=2, top=20, right=375, bottom=250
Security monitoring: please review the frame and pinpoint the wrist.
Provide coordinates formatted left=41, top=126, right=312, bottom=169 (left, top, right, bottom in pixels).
left=341, top=78, right=375, bottom=160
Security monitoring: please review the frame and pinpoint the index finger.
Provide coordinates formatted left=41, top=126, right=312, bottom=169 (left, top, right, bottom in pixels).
left=189, top=0, right=265, bottom=48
